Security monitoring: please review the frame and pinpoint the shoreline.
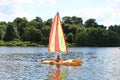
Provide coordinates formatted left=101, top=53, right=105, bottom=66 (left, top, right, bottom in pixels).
left=0, top=40, right=120, bottom=47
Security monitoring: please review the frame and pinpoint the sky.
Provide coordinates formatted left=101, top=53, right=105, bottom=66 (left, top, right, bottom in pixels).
left=0, top=0, right=120, bottom=27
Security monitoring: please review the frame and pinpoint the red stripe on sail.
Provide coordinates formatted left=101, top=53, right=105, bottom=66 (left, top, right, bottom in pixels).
left=55, top=14, right=60, bottom=52
left=48, top=14, right=57, bottom=51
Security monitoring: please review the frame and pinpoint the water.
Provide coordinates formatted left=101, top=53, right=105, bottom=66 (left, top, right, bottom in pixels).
left=0, top=46, right=120, bottom=80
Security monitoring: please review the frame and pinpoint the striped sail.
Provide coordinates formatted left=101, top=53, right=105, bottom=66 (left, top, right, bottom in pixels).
left=48, top=12, right=68, bottom=52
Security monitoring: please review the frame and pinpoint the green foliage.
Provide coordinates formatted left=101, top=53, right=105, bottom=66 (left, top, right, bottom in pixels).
left=63, top=24, right=70, bottom=36
left=108, top=25, right=120, bottom=35
left=0, top=40, right=5, bottom=46
left=34, top=17, right=42, bottom=22
left=67, top=32, right=74, bottom=44
left=41, top=25, right=50, bottom=44
left=75, top=29, right=88, bottom=46
left=0, top=26, right=5, bottom=40
left=44, top=18, right=52, bottom=26
left=68, top=24, right=78, bottom=35
left=3, top=22, right=20, bottom=41
left=13, top=17, right=28, bottom=39
left=0, top=40, right=38, bottom=46
left=86, top=27, right=106, bottom=46
left=71, top=16, right=83, bottom=26
left=62, top=16, right=73, bottom=24
left=27, top=20, right=43, bottom=30
left=62, top=16, right=83, bottom=26
left=23, top=26, right=42, bottom=42
left=104, top=30, right=120, bottom=46
left=0, top=16, right=120, bottom=46
left=84, top=18, right=98, bottom=28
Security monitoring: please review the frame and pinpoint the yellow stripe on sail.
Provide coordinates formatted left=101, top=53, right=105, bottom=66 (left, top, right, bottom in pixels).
left=58, top=17, right=66, bottom=52
left=49, top=17, right=57, bottom=52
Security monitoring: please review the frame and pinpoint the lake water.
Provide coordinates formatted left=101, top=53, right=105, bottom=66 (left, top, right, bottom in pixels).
left=0, top=46, right=120, bottom=80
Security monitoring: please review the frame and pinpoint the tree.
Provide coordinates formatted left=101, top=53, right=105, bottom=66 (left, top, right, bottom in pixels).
left=27, top=19, right=43, bottom=30
left=13, top=17, right=28, bottom=40
left=62, top=24, right=70, bottom=36
left=62, top=16, right=73, bottom=24
left=62, top=16, right=83, bottom=26
left=33, top=17, right=42, bottom=22
left=23, top=26, right=42, bottom=42
left=0, top=22, right=6, bottom=40
left=67, top=32, right=74, bottom=44
left=75, top=29, right=88, bottom=46
left=44, top=18, right=52, bottom=26
left=98, top=24, right=106, bottom=29
left=84, top=18, right=98, bottom=28
left=104, top=30, right=120, bottom=46
left=109, top=25, right=120, bottom=35
left=4, top=22, right=20, bottom=41
left=71, top=16, right=83, bottom=26
left=68, top=24, right=78, bottom=35
left=0, top=26, right=4, bottom=40
left=41, top=25, right=50, bottom=44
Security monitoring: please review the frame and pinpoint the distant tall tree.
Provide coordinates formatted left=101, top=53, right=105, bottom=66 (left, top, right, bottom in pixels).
left=104, top=30, right=120, bottom=46
left=98, top=24, right=106, bottom=29
left=0, top=26, right=4, bottom=40
left=45, top=18, right=52, bottom=26
left=67, top=32, right=74, bottom=44
left=68, top=24, right=78, bottom=35
left=62, top=16, right=73, bottom=24
left=75, top=29, right=88, bottom=46
left=23, top=26, right=42, bottom=42
left=62, top=16, right=83, bottom=26
left=71, top=16, right=83, bottom=26
left=4, top=22, right=20, bottom=41
left=84, top=18, right=98, bottom=28
left=13, top=17, right=28, bottom=40
left=41, top=25, right=50, bottom=44
left=33, top=17, right=42, bottom=22
left=87, top=27, right=106, bottom=46
left=27, top=18, right=43, bottom=30
left=109, top=25, right=120, bottom=35
left=0, top=22, right=6, bottom=40
left=62, top=24, right=70, bottom=36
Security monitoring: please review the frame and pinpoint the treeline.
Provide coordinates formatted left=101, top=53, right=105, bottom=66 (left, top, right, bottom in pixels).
left=0, top=16, right=120, bottom=46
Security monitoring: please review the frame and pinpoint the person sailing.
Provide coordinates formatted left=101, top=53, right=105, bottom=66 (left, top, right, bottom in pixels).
left=56, top=55, right=61, bottom=62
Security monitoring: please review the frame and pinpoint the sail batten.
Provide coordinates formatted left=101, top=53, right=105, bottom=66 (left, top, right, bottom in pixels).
left=48, top=12, right=68, bottom=52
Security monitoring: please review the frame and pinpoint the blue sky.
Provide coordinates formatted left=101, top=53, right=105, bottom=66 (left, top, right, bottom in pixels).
left=0, top=0, right=120, bottom=26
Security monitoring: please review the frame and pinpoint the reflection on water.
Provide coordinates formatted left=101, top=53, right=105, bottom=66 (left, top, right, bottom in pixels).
left=47, top=65, right=82, bottom=80
left=0, top=47, right=120, bottom=80
left=48, top=65, right=67, bottom=80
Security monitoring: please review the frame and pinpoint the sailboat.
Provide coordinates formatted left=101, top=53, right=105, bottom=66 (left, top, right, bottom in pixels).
left=41, top=12, right=82, bottom=66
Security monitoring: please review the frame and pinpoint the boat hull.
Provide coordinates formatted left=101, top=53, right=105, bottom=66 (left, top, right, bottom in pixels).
left=41, top=59, right=82, bottom=66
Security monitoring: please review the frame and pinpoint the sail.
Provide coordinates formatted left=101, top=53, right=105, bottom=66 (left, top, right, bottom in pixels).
left=48, top=12, right=68, bottom=52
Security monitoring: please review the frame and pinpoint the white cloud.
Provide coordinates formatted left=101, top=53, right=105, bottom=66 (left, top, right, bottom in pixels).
left=61, top=5, right=120, bottom=26
left=17, top=0, right=33, bottom=4
left=0, top=0, right=33, bottom=5
left=106, top=0, right=120, bottom=9
left=39, top=0, right=56, bottom=4
left=0, top=0, right=33, bottom=21
left=0, top=0, right=120, bottom=26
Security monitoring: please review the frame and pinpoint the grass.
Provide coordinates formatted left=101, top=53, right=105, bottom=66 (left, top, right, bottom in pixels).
left=0, top=40, right=39, bottom=46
